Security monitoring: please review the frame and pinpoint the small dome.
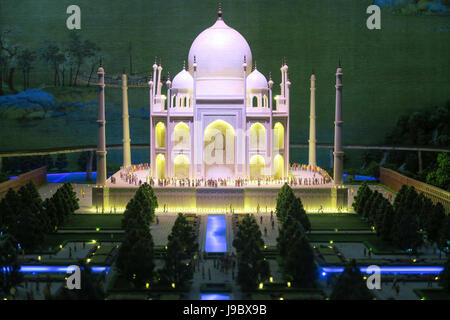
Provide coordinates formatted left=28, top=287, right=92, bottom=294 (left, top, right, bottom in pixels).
left=171, top=69, right=193, bottom=90
left=247, top=68, right=268, bottom=90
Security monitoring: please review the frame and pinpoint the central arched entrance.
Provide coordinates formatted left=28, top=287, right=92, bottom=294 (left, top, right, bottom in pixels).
left=249, top=155, right=265, bottom=178
left=174, top=154, right=190, bottom=178
left=203, top=120, right=235, bottom=178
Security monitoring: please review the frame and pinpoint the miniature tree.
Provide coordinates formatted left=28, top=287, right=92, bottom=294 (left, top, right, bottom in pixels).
left=330, top=260, right=373, bottom=300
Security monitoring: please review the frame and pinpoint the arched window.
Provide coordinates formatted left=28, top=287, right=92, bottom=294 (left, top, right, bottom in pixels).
left=174, top=122, right=190, bottom=150
left=253, top=96, right=258, bottom=107
left=174, top=154, right=190, bottom=178
left=155, top=122, right=166, bottom=148
left=250, top=155, right=265, bottom=178
left=156, top=153, right=166, bottom=179
left=273, top=154, right=284, bottom=179
left=273, top=122, right=284, bottom=150
left=249, top=123, right=266, bottom=151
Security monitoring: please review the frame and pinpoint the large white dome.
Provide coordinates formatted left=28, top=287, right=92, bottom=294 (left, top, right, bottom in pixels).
left=188, top=15, right=252, bottom=96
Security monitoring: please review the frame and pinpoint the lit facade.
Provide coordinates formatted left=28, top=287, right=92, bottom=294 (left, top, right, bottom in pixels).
left=149, top=11, right=290, bottom=180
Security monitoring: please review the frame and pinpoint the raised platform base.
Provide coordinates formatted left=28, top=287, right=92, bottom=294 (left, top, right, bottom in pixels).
left=92, top=186, right=349, bottom=214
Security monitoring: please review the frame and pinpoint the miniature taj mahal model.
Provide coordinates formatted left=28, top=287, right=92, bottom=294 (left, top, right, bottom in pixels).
left=92, top=8, right=348, bottom=213
left=149, top=8, right=289, bottom=180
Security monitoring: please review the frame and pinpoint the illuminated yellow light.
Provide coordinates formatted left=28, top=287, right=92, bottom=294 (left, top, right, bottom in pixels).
left=86, top=258, right=91, bottom=263
left=413, top=259, right=417, bottom=263
left=92, top=240, right=96, bottom=244
left=258, top=283, right=263, bottom=290
left=279, top=297, right=284, bottom=300
left=38, top=256, right=41, bottom=261
left=329, top=240, right=334, bottom=244
left=59, top=245, right=63, bottom=249
left=287, top=282, right=291, bottom=288
left=435, top=277, right=439, bottom=281
left=171, top=283, right=176, bottom=289
left=269, top=277, right=274, bottom=283
left=96, top=227, right=100, bottom=231
left=146, top=283, right=150, bottom=289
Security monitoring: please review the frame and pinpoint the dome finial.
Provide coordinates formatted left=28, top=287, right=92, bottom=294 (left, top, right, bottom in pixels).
left=338, top=58, right=342, bottom=67
left=218, top=3, right=223, bottom=20
left=253, top=60, right=257, bottom=71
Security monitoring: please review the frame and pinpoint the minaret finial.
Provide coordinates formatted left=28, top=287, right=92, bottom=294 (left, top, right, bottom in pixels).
left=194, top=55, right=197, bottom=63
left=159, top=58, right=162, bottom=66
left=183, top=60, right=186, bottom=70
left=154, top=56, right=157, bottom=64
left=167, top=72, right=170, bottom=81
left=254, top=60, right=257, bottom=70
left=269, top=72, right=272, bottom=80
left=99, top=56, right=103, bottom=67
left=312, top=68, right=315, bottom=74
left=339, top=58, right=342, bottom=67
left=218, top=3, right=223, bottom=19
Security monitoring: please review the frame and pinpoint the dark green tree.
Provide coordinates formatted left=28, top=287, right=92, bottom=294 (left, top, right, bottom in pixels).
left=0, top=233, right=23, bottom=298
left=275, top=184, right=310, bottom=231
left=352, top=182, right=373, bottom=215
left=122, top=183, right=158, bottom=229
left=116, top=220, right=155, bottom=289
left=426, top=153, right=450, bottom=191
left=281, top=221, right=317, bottom=288
left=275, top=183, right=296, bottom=224
left=0, top=188, right=20, bottom=233
left=393, top=210, right=423, bottom=253
left=424, top=202, right=446, bottom=250
left=439, top=255, right=450, bottom=293
left=159, top=213, right=197, bottom=287
left=330, top=260, right=373, bottom=300
left=233, top=214, right=269, bottom=291
left=54, top=261, right=105, bottom=300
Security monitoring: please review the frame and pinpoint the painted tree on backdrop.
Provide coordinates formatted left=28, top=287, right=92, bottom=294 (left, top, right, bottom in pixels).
left=330, top=259, right=373, bottom=300
left=233, top=214, right=269, bottom=291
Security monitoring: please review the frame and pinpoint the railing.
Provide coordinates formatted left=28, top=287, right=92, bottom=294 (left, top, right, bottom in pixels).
left=380, top=167, right=450, bottom=213
left=0, top=166, right=47, bottom=198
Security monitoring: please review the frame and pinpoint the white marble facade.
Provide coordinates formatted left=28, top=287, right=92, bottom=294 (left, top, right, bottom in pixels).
left=149, top=12, right=290, bottom=180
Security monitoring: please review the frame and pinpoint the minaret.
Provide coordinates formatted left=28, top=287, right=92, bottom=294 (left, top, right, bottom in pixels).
left=152, top=57, right=157, bottom=99
left=122, top=72, right=131, bottom=168
left=333, top=63, right=344, bottom=185
left=96, top=61, right=107, bottom=186
left=308, top=72, right=317, bottom=167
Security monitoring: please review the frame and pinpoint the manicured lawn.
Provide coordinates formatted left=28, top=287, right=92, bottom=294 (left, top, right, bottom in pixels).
left=309, top=233, right=404, bottom=254
left=414, top=288, right=450, bottom=300
left=61, top=214, right=123, bottom=230
left=308, top=214, right=370, bottom=231
left=42, top=232, right=124, bottom=249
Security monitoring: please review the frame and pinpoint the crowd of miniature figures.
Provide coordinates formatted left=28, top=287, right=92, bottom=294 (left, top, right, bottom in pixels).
left=112, top=163, right=332, bottom=187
